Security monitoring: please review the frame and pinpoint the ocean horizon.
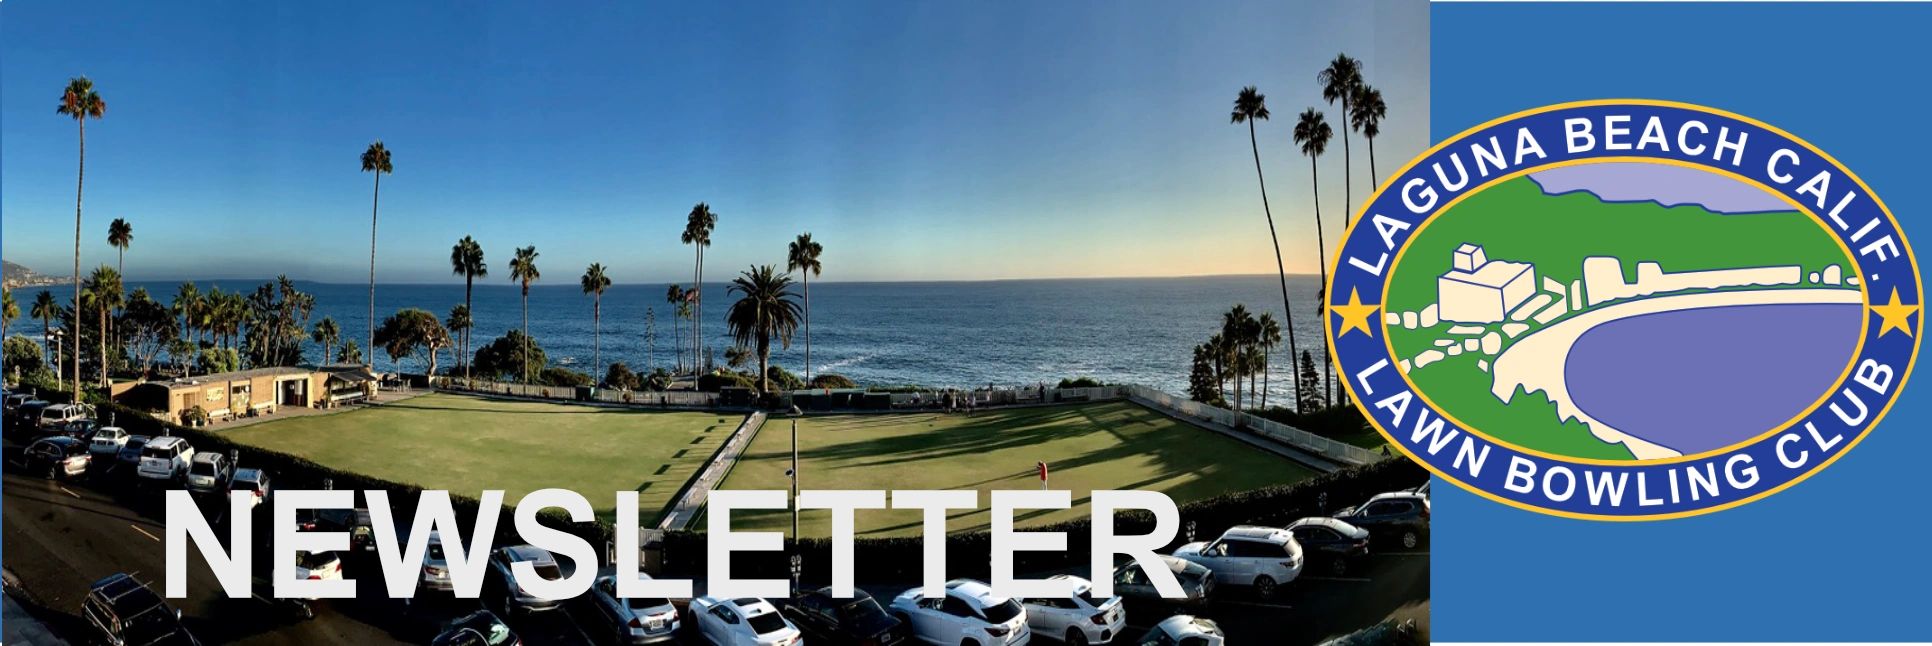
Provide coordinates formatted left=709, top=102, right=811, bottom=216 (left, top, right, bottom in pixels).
left=14, top=274, right=1331, bottom=401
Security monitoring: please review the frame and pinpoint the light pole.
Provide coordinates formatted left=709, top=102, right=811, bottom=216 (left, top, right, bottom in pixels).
left=789, top=405, right=803, bottom=541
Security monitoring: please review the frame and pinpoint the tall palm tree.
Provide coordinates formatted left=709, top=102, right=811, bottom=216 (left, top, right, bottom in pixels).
left=32, top=290, right=60, bottom=371
left=1257, top=313, right=1282, bottom=410
left=1293, top=108, right=1335, bottom=408
left=786, top=233, right=824, bottom=382
left=82, top=265, right=123, bottom=387
left=444, top=305, right=470, bottom=376
left=509, top=246, right=541, bottom=383
left=312, top=317, right=340, bottom=367
left=1317, top=54, right=1363, bottom=226
left=360, top=140, right=393, bottom=369
left=107, top=218, right=133, bottom=275
left=581, top=263, right=611, bottom=378
left=665, top=285, right=687, bottom=372
left=2, top=288, right=16, bottom=343
left=681, top=203, right=717, bottom=372
left=1351, top=84, right=1388, bottom=189
left=59, top=77, right=105, bottom=400
left=724, top=265, right=802, bottom=393
left=1230, top=86, right=1301, bottom=411
left=1221, top=304, right=1256, bottom=410
left=450, top=236, right=487, bottom=382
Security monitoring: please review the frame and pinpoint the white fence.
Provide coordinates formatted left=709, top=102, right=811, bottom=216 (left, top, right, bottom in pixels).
left=1123, top=385, right=1386, bottom=466
left=434, top=378, right=721, bottom=408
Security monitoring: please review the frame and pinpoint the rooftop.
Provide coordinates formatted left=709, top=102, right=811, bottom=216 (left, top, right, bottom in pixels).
left=157, top=366, right=312, bottom=389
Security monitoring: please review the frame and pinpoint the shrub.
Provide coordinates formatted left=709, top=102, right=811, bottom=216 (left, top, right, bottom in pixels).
left=4, top=336, right=45, bottom=374
left=644, top=368, right=672, bottom=391
left=603, top=362, right=641, bottom=390
left=1057, top=377, right=1105, bottom=388
left=539, top=367, right=593, bottom=388
left=697, top=370, right=755, bottom=392
left=764, top=365, right=804, bottom=392
left=472, top=330, right=546, bottom=382
left=808, top=373, right=857, bottom=389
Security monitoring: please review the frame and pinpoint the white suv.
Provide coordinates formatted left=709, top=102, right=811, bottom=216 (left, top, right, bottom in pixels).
left=1135, top=616, right=1223, bottom=646
left=1172, top=525, right=1304, bottom=598
left=1020, top=575, right=1123, bottom=646
left=891, top=579, right=1030, bottom=646
left=691, top=595, right=803, bottom=646
left=136, top=436, right=195, bottom=483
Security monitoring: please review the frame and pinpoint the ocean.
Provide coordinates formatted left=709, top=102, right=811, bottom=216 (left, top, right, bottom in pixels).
left=20, top=275, right=1330, bottom=401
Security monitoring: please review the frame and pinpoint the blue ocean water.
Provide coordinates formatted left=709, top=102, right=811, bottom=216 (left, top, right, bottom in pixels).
left=21, top=275, right=1328, bottom=398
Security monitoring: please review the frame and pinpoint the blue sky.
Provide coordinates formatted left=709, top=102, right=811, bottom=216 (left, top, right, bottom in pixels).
left=1, top=0, right=1427, bottom=284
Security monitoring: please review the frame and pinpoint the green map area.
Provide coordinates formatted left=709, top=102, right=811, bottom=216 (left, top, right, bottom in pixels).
left=1383, top=175, right=1855, bottom=460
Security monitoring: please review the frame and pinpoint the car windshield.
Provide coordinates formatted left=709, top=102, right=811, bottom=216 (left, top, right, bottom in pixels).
left=529, top=563, right=561, bottom=580
left=297, top=552, right=338, bottom=569
left=747, top=612, right=789, bottom=635
left=981, top=599, right=1022, bottom=624
left=627, top=595, right=671, bottom=610
left=190, top=461, right=216, bottom=477
left=121, top=606, right=183, bottom=644
left=142, top=446, right=170, bottom=460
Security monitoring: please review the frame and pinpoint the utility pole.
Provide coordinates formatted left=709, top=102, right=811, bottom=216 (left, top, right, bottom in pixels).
left=789, top=405, right=802, bottom=541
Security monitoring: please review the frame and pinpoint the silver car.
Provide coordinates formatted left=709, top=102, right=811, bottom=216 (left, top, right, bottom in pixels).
left=580, top=571, right=679, bottom=644
left=486, top=544, right=566, bottom=614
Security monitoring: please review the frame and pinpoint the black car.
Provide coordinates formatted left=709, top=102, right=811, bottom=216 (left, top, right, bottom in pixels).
left=784, top=587, right=908, bottom=646
left=24, top=436, right=93, bottom=480
left=1286, top=517, right=1373, bottom=575
left=117, top=435, right=153, bottom=474
left=295, top=505, right=377, bottom=552
left=1336, top=492, right=1431, bottom=549
left=82, top=573, right=201, bottom=646
left=431, top=609, right=519, bottom=646
left=14, top=400, right=50, bottom=429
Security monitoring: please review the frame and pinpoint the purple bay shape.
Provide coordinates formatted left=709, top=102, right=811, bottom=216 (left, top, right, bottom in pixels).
left=1529, top=162, right=1793, bottom=214
left=1561, top=302, right=1862, bottom=455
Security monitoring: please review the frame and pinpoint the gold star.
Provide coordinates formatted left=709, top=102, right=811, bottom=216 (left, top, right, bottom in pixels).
left=1871, top=288, right=1919, bottom=338
left=1331, top=288, right=1381, bottom=339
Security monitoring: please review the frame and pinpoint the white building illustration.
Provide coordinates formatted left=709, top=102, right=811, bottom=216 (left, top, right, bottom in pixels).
left=1438, top=243, right=1537, bottom=323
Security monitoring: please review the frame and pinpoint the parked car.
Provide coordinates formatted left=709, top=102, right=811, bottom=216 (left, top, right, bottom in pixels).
left=184, top=452, right=233, bottom=492
left=692, top=595, right=805, bottom=646
left=1286, top=517, right=1372, bottom=576
left=3, top=392, right=32, bottom=414
left=1412, top=480, right=1431, bottom=501
left=24, top=436, right=92, bottom=480
left=14, top=400, right=50, bottom=430
left=297, top=504, right=376, bottom=552
left=58, top=418, right=101, bottom=439
left=292, top=551, right=344, bottom=596
left=137, top=436, right=195, bottom=483
left=230, top=468, right=272, bottom=510
left=81, top=572, right=201, bottom=646
left=890, top=579, right=1030, bottom=646
left=116, top=435, right=152, bottom=473
left=1335, top=491, right=1430, bottom=549
left=783, top=586, right=905, bottom=646
left=1172, top=525, right=1304, bottom=598
left=431, top=609, right=520, bottom=646
left=89, top=426, right=131, bottom=458
left=420, top=530, right=455, bottom=594
left=486, top=544, right=567, bottom=614
left=1315, top=617, right=1423, bottom=646
left=1133, top=616, right=1221, bottom=646
left=1020, top=576, right=1124, bottom=646
left=580, top=571, right=680, bottom=644
left=37, top=402, right=92, bottom=430
left=1111, top=556, right=1214, bottom=609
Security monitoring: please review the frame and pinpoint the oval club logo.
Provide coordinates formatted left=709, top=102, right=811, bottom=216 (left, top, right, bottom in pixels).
left=1326, top=100, right=1921, bottom=519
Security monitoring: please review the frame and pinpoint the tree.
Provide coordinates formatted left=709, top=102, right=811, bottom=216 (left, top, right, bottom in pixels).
left=1297, top=350, right=1323, bottom=413
left=724, top=346, right=752, bottom=369
left=119, top=288, right=176, bottom=378
left=1257, top=312, right=1282, bottom=410
left=1231, top=86, right=1302, bottom=411
left=59, top=76, right=106, bottom=401
left=336, top=339, right=363, bottom=365
left=373, top=308, right=451, bottom=376
left=581, top=262, right=611, bottom=379
left=509, top=245, right=541, bottom=383
left=81, top=266, right=124, bottom=386
left=1293, top=107, right=1336, bottom=408
left=173, top=282, right=201, bottom=346
left=1, top=288, right=15, bottom=343
left=724, top=265, right=802, bottom=393
left=5, top=337, right=45, bottom=376
left=167, top=338, right=196, bottom=377
left=604, top=362, right=640, bottom=391
left=312, top=317, right=341, bottom=367
left=32, top=290, right=59, bottom=372
left=665, top=285, right=687, bottom=372
left=361, top=140, right=394, bottom=369
left=1351, top=84, right=1388, bottom=188
left=1221, top=304, right=1258, bottom=410
left=472, top=330, right=545, bottom=382
left=444, top=305, right=470, bottom=373
left=681, top=203, right=717, bottom=371
left=107, top=218, right=133, bottom=275
left=787, top=232, right=824, bottom=381
left=450, top=235, right=487, bottom=382
left=1188, top=342, right=1224, bottom=407
left=1317, top=54, right=1363, bottom=226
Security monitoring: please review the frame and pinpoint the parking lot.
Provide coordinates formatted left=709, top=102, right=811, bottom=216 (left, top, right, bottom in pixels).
left=2, top=429, right=1427, bottom=645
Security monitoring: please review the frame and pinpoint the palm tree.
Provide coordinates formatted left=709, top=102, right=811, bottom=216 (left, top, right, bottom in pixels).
left=665, top=285, right=687, bottom=372
left=337, top=340, right=363, bottom=365
left=82, top=265, right=124, bottom=387
left=361, top=140, right=393, bottom=369
left=312, top=317, right=340, bottom=367
left=786, top=233, right=824, bottom=381
left=107, top=218, right=133, bottom=275
left=450, top=236, right=487, bottom=383
left=59, top=77, right=105, bottom=401
left=1257, top=313, right=1281, bottom=409
left=443, top=306, right=470, bottom=376
left=581, top=263, right=611, bottom=378
left=1351, top=84, right=1388, bottom=188
left=681, top=203, right=717, bottom=372
left=724, top=346, right=753, bottom=370
left=2, top=288, right=16, bottom=343
left=724, top=265, right=802, bottom=393
left=509, top=246, right=541, bottom=383
left=1318, top=54, right=1363, bottom=226
left=1230, top=86, right=1302, bottom=410
left=1221, top=304, right=1257, bottom=410
left=1293, top=108, right=1336, bottom=408
left=32, top=290, right=59, bottom=371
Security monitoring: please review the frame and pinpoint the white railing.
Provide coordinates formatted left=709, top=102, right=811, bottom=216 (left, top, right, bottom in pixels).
left=433, top=378, right=721, bottom=408
left=1123, top=385, right=1385, bottom=466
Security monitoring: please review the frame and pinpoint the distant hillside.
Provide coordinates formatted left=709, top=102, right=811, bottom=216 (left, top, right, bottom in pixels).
left=3, top=261, right=64, bottom=289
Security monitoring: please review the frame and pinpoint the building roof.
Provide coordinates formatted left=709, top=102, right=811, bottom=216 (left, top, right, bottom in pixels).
left=1442, top=258, right=1532, bottom=289
left=155, top=366, right=312, bottom=390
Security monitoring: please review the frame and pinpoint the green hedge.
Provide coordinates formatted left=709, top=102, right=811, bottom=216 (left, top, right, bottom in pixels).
left=658, top=457, right=1425, bottom=583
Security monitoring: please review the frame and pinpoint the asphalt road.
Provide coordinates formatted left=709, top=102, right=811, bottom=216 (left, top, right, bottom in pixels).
left=2, top=445, right=1427, bottom=645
